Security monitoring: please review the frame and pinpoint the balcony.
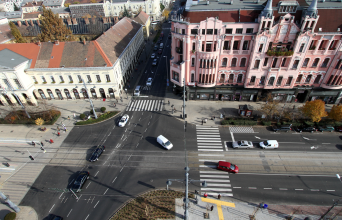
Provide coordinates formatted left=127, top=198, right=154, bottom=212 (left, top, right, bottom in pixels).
left=266, top=48, right=294, bottom=57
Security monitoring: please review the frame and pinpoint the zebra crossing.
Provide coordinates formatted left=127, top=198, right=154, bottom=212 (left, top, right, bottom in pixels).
left=198, top=155, right=233, bottom=197
left=196, top=126, right=223, bottom=151
left=229, top=126, right=255, bottom=133
left=126, top=99, right=164, bottom=111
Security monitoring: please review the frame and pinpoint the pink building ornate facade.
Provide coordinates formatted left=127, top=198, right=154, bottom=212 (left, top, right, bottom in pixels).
left=170, top=0, right=342, bottom=104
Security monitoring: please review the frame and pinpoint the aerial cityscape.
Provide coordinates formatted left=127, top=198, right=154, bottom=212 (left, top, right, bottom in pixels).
left=0, top=0, right=342, bottom=218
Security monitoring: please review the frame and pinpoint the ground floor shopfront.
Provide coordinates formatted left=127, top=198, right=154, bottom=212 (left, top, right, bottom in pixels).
left=185, top=86, right=342, bottom=105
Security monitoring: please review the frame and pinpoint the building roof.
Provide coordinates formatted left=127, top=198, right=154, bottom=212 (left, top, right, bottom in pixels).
left=0, top=22, right=14, bottom=44
left=133, top=11, right=149, bottom=25
left=315, top=9, right=342, bottom=32
left=23, top=12, right=42, bottom=19
left=0, top=43, right=41, bottom=68
left=42, top=0, right=64, bottom=6
left=0, top=49, right=30, bottom=69
left=65, top=0, right=102, bottom=4
left=22, top=1, right=44, bottom=7
left=95, top=17, right=141, bottom=66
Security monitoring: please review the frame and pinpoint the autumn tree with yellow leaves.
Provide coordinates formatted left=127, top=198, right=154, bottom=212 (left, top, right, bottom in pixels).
left=328, top=104, right=342, bottom=121
left=299, top=100, right=328, bottom=122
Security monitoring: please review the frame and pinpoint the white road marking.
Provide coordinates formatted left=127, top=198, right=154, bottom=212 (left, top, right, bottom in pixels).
left=255, top=136, right=261, bottom=139
left=95, top=171, right=99, bottom=177
left=86, top=182, right=91, bottom=189
left=85, top=214, right=90, bottom=220
left=49, top=204, right=55, bottom=212
left=136, top=143, right=139, bottom=147
left=59, top=192, right=64, bottom=199
left=233, top=187, right=241, bottom=189
left=67, top=209, right=72, bottom=217
left=207, top=183, right=231, bottom=187
left=311, top=189, right=319, bottom=191
left=200, top=179, right=230, bottom=183
left=202, top=188, right=232, bottom=191
left=199, top=159, right=222, bottom=162
left=237, top=173, right=337, bottom=177
left=198, top=149, right=224, bottom=151
left=103, top=188, right=109, bottom=195
left=264, top=188, right=272, bottom=190
left=200, top=175, right=229, bottom=178
left=198, top=146, right=223, bottom=149
left=322, top=143, right=331, bottom=144
left=295, top=189, right=303, bottom=190
left=120, top=167, right=124, bottom=172
left=279, top=188, right=288, bottom=190
left=199, top=171, right=227, bottom=174
left=224, top=141, right=228, bottom=151
left=94, top=201, right=99, bottom=208
left=198, top=154, right=222, bottom=157
left=112, top=177, right=117, bottom=183
left=248, top=187, right=257, bottom=189
left=230, top=132, right=235, bottom=143
left=327, top=190, right=335, bottom=191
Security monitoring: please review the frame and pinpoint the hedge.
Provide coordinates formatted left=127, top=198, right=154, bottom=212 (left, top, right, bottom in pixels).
left=75, top=111, right=119, bottom=125
left=4, top=212, right=16, bottom=220
left=304, top=121, right=314, bottom=126
left=261, top=121, right=272, bottom=126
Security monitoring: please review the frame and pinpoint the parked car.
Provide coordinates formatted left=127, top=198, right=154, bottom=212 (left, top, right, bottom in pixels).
left=318, top=125, right=335, bottom=132
left=232, top=140, right=253, bottom=149
left=272, top=124, right=292, bottom=132
left=217, top=161, right=239, bottom=173
left=151, top=53, right=156, bottom=58
left=296, top=126, right=317, bottom=133
left=146, top=77, right=153, bottom=86
left=335, top=126, right=342, bottom=132
left=152, top=59, right=158, bottom=66
left=158, top=49, right=162, bottom=54
left=118, top=114, right=129, bottom=127
left=71, top=171, right=89, bottom=193
left=89, top=145, right=105, bottom=162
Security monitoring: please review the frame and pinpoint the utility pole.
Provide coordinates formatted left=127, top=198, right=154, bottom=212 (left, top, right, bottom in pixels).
left=183, top=78, right=186, bottom=119
left=0, top=191, right=20, bottom=213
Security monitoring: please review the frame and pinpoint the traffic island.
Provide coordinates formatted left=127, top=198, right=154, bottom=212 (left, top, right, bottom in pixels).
left=75, top=111, right=119, bottom=125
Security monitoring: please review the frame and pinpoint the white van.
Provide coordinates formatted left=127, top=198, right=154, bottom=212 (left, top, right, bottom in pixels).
left=160, top=43, right=164, bottom=49
left=259, top=140, right=279, bottom=149
left=134, top=86, right=141, bottom=96
left=157, top=135, right=173, bottom=150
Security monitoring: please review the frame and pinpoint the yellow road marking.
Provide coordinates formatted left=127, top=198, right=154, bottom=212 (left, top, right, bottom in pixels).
left=201, top=197, right=235, bottom=220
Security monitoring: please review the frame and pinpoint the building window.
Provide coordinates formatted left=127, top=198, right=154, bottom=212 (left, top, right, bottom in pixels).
left=236, top=28, right=243, bottom=34
left=246, top=28, right=253, bottom=33
left=200, top=59, right=202, bottom=68
left=263, top=58, right=268, bottom=66
left=305, top=75, right=312, bottom=83
left=276, top=76, right=283, bottom=86
left=243, top=41, right=249, bottom=50
left=172, top=71, right=179, bottom=82
left=68, top=75, right=73, bottom=82
left=50, top=76, right=55, bottom=83
left=240, top=58, right=246, bottom=67
left=292, top=60, right=299, bottom=69
left=314, top=75, right=321, bottom=84
left=329, top=40, right=336, bottom=50
left=87, top=75, right=92, bottom=82
left=259, top=44, right=263, bottom=52
left=206, top=43, right=212, bottom=52
left=335, top=60, right=342, bottom=69
left=32, top=76, right=37, bottom=83
left=250, top=76, right=256, bottom=85
left=223, top=41, right=230, bottom=50
left=191, top=29, right=198, bottom=35
left=299, top=43, right=305, bottom=53
left=191, top=74, right=194, bottom=82
left=59, top=76, right=64, bottom=83
left=96, top=75, right=101, bottom=82
left=312, top=58, right=319, bottom=67
left=41, top=76, right=46, bottom=83
left=302, top=58, right=309, bottom=67
left=254, top=60, right=260, bottom=69
left=206, top=29, right=213, bottom=34
left=281, top=58, right=287, bottom=67
left=272, top=58, right=278, bottom=68
left=295, top=74, right=302, bottom=83
left=233, top=41, right=239, bottom=50
left=202, top=29, right=205, bottom=35
left=182, top=29, right=185, bottom=35
left=228, top=74, right=234, bottom=83
left=278, top=4, right=297, bottom=13
left=321, top=58, right=329, bottom=68
left=286, top=76, right=293, bottom=85
left=191, top=58, right=195, bottom=67
left=259, top=76, right=265, bottom=85
left=222, top=58, right=227, bottom=67
left=225, top=28, right=232, bottom=34
left=192, top=43, right=195, bottom=51
left=237, top=74, right=243, bottom=83
left=77, top=75, right=82, bottom=83
left=268, top=77, right=275, bottom=86
left=13, top=79, right=22, bottom=88
left=106, top=74, right=111, bottom=82
left=214, top=29, right=218, bottom=34
left=231, top=58, right=237, bottom=67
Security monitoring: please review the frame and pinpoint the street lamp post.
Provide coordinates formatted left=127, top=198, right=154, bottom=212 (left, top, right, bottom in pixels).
left=182, top=78, right=186, bottom=119
left=77, top=78, right=97, bottom=119
left=166, top=166, right=207, bottom=220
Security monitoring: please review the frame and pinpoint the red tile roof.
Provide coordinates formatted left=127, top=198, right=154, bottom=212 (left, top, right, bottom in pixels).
left=183, top=10, right=239, bottom=23
left=240, top=10, right=262, bottom=22
left=0, top=43, right=40, bottom=68
left=262, top=0, right=308, bottom=7
left=49, top=42, right=65, bottom=68
left=22, top=1, right=44, bottom=7
left=315, top=9, right=342, bottom=33
left=133, top=11, right=149, bottom=25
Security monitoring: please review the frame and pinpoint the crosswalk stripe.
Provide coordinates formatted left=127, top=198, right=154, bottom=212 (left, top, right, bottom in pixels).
left=141, top=100, right=147, bottom=111
left=146, top=100, right=151, bottom=111
left=201, top=188, right=232, bottom=192
left=207, top=183, right=231, bottom=187
left=197, top=135, right=221, bottom=137
left=197, top=137, right=221, bottom=140
left=126, top=100, right=164, bottom=112
left=200, top=175, right=229, bottom=178
left=198, top=146, right=222, bottom=148
left=198, top=149, right=224, bottom=151
left=197, top=140, right=222, bottom=142
left=198, top=143, right=222, bottom=146
left=200, top=179, right=230, bottom=182
left=200, top=171, right=227, bottom=174
left=204, top=193, right=233, bottom=197
left=196, top=128, right=219, bottom=130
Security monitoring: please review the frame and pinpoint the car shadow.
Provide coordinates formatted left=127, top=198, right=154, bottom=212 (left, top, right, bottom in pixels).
left=335, top=144, right=342, bottom=150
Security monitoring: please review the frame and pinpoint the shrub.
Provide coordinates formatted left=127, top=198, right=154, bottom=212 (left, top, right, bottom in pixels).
left=75, top=111, right=119, bottom=125
left=262, top=121, right=272, bottom=126
left=304, top=121, right=314, bottom=126
left=80, top=114, right=86, bottom=120
left=90, top=109, right=94, bottom=115
left=100, top=107, right=106, bottom=113
left=4, top=212, right=16, bottom=220
left=334, top=121, right=342, bottom=126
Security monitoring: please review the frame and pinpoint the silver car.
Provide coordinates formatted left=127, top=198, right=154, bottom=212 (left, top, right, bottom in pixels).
left=232, top=140, right=253, bottom=149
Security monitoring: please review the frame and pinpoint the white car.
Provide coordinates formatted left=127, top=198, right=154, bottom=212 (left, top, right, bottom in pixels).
left=118, top=114, right=129, bottom=127
left=152, top=59, right=158, bottom=66
left=146, top=78, right=153, bottom=86
left=157, top=135, right=173, bottom=150
left=151, top=53, right=155, bottom=58
left=232, top=140, right=253, bottom=149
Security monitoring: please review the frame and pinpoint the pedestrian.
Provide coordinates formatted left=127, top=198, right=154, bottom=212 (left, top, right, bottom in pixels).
left=57, top=126, right=60, bottom=131
left=64, top=127, right=67, bottom=132
left=213, top=116, right=216, bottom=121
left=211, top=205, right=214, bottom=211
left=204, top=192, right=208, bottom=198
left=174, top=107, right=176, bottom=112
left=73, top=113, right=76, bottom=118
left=218, top=194, right=221, bottom=199
left=168, top=100, right=170, bottom=105
left=293, top=105, right=295, bottom=110
left=57, top=132, right=60, bottom=136
left=41, top=141, right=44, bottom=147
left=68, top=116, right=70, bottom=120
left=114, top=103, right=116, bottom=107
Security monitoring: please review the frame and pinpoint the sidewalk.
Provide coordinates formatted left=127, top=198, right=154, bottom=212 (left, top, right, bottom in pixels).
left=175, top=196, right=342, bottom=220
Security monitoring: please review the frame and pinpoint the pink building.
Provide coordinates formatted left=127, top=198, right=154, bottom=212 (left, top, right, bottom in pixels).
left=170, top=0, right=342, bottom=104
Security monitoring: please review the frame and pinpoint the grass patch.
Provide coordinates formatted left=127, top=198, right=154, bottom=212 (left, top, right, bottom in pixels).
left=0, top=110, right=61, bottom=125
left=153, top=30, right=161, bottom=43
left=75, top=111, right=119, bottom=125
left=110, top=190, right=185, bottom=220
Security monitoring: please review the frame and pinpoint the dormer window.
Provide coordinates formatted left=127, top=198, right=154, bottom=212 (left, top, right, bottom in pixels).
left=278, top=2, right=298, bottom=13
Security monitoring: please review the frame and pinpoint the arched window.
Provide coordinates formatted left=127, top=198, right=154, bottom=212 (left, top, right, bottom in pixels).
left=240, top=58, right=246, bottom=67
left=237, top=74, right=243, bottom=83
left=314, top=75, right=322, bottom=84
left=305, top=75, right=312, bottom=83
left=38, top=89, right=46, bottom=99
left=321, top=58, right=329, bottom=68
left=231, top=58, right=237, bottom=67
left=222, top=58, right=227, bottom=67
left=228, top=74, right=234, bottom=83
left=268, top=77, right=275, bottom=86
left=302, top=58, right=309, bottom=67
left=312, top=58, right=319, bottom=67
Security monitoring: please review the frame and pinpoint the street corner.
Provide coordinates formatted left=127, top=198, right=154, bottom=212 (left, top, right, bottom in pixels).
left=201, top=197, right=236, bottom=208
left=16, top=206, right=38, bottom=220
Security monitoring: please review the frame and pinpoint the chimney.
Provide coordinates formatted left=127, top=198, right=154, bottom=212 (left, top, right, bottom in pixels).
left=37, top=40, right=41, bottom=46
left=17, top=20, right=21, bottom=27
left=83, top=39, right=86, bottom=45
left=25, top=20, right=28, bottom=26
left=55, top=40, right=59, bottom=45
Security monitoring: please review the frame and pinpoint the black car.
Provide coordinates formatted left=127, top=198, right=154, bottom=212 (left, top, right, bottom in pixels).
left=272, top=124, right=292, bottom=132
left=70, top=171, right=89, bottom=193
left=153, top=45, right=158, bottom=51
left=49, top=214, right=63, bottom=220
left=89, top=145, right=105, bottom=162
left=293, top=126, right=317, bottom=133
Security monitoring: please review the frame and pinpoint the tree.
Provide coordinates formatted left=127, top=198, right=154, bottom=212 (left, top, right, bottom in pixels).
left=328, top=104, right=342, bottom=121
left=38, top=6, right=75, bottom=42
left=121, top=5, right=131, bottom=18
left=160, top=3, right=165, bottom=11
left=162, top=9, right=170, bottom=19
left=35, top=118, right=44, bottom=126
left=299, top=99, right=327, bottom=122
left=13, top=4, right=19, bottom=11
left=258, top=93, right=280, bottom=120
left=9, top=22, right=26, bottom=43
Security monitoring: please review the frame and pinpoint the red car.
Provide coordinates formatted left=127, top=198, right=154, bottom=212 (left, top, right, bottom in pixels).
left=217, top=161, right=239, bottom=173
left=158, top=49, right=162, bottom=54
